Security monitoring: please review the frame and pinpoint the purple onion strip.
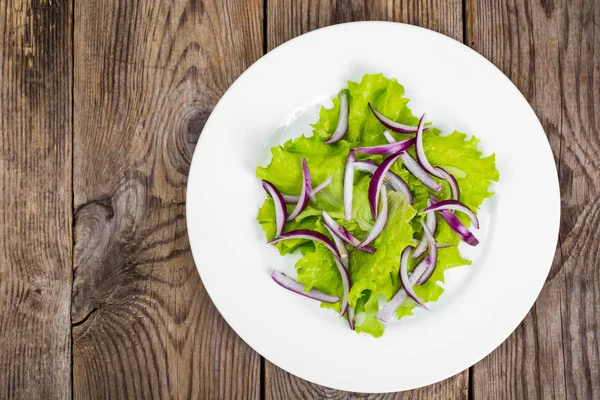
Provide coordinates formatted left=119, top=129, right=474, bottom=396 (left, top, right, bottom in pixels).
left=324, top=92, right=349, bottom=144
left=322, top=211, right=375, bottom=253
left=369, top=103, right=431, bottom=134
left=355, top=137, right=415, bottom=155
left=400, top=151, right=442, bottom=191
left=268, top=230, right=350, bottom=315
left=422, top=199, right=479, bottom=229
left=324, top=224, right=349, bottom=269
left=287, top=158, right=312, bottom=221
left=375, top=257, right=430, bottom=322
left=431, top=197, right=479, bottom=246
left=415, top=113, right=444, bottom=179
left=348, top=306, right=355, bottom=330
left=413, top=199, right=438, bottom=258
left=353, top=161, right=411, bottom=199
left=343, top=150, right=355, bottom=221
left=262, top=180, right=287, bottom=237
left=383, top=130, right=396, bottom=143
left=360, top=186, right=388, bottom=247
left=268, top=229, right=340, bottom=259
left=281, top=176, right=333, bottom=204
left=417, top=220, right=438, bottom=285
left=271, top=271, right=340, bottom=303
left=368, top=152, right=405, bottom=218
left=399, top=246, right=428, bottom=309
left=435, top=167, right=460, bottom=201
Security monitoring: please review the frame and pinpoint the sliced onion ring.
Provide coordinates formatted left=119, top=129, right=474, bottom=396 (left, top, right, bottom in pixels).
left=282, top=176, right=333, bottom=204
left=383, top=130, right=396, bottom=143
left=360, top=186, right=388, bottom=247
left=368, top=152, right=410, bottom=218
left=400, top=151, right=442, bottom=191
left=324, top=224, right=349, bottom=269
left=353, top=161, right=411, bottom=196
left=334, top=256, right=351, bottom=316
left=324, top=92, right=349, bottom=144
left=422, top=199, right=479, bottom=229
left=268, top=229, right=340, bottom=259
left=434, top=167, right=460, bottom=201
left=262, top=180, right=287, bottom=237
left=354, top=137, right=415, bottom=155
left=400, top=246, right=428, bottom=309
left=344, top=150, right=355, bottom=221
left=271, top=271, right=339, bottom=303
left=369, top=103, right=431, bottom=134
left=375, top=257, right=430, bottom=322
left=415, top=113, right=444, bottom=178
left=287, top=158, right=312, bottom=221
left=417, top=220, right=438, bottom=285
left=268, top=230, right=350, bottom=316
left=322, top=211, right=375, bottom=253
left=431, top=197, right=479, bottom=246
left=413, top=198, right=437, bottom=258
left=348, top=306, right=355, bottom=330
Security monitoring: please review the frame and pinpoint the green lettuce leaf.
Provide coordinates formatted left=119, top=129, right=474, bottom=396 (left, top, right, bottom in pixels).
left=255, top=73, right=499, bottom=337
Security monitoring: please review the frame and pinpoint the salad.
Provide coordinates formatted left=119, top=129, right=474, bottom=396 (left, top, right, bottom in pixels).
left=256, top=74, right=499, bottom=337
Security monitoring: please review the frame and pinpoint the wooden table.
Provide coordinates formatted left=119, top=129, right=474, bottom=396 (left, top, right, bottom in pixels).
left=1, top=0, right=598, bottom=398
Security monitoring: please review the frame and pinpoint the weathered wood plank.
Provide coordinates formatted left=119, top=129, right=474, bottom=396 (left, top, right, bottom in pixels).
left=266, top=359, right=468, bottom=400
left=265, top=1, right=467, bottom=398
left=468, top=0, right=600, bottom=398
left=0, top=0, right=72, bottom=398
left=267, top=0, right=464, bottom=50
left=72, top=0, right=263, bottom=398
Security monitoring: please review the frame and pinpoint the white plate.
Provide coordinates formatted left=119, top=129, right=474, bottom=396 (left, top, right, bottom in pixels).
left=186, top=22, right=560, bottom=393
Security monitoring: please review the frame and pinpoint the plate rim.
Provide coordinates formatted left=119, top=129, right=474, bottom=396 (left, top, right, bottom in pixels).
left=186, top=21, right=561, bottom=393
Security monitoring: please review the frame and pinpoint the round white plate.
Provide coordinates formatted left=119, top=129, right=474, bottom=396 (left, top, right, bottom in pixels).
left=186, top=22, right=560, bottom=393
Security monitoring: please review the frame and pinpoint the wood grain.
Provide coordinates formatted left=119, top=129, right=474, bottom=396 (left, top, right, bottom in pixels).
left=265, top=1, right=468, bottom=398
left=266, top=359, right=468, bottom=400
left=72, top=0, right=262, bottom=398
left=0, top=0, right=72, bottom=398
left=468, top=0, right=600, bottom=398
left=267, top=0, right=464, bottom=50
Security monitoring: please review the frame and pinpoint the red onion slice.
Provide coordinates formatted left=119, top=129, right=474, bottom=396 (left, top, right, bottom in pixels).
left=369, top=103, right=431, bottom=134
left=368, top=152, right=410, bottom=218
left=422, top=199, right=479, bottom=229
left=353, top=161, right=411, bottom=197
left=287, top=158, right=312, bottom=221
left=348, top=306, right=355, bottom=330
left=269, top=230, right=351, bottom=315
left=400, top=151, right=442, bottom=191
left=360, top=186, right=388, bottom=247
left=324, top=224, right=349, bottom=269
left=400, top=246, right=428, bottom=308
left=268, top=229, right=341, bottom=259
left=324, top=92, right=349, bottom=144
left=322, top=211, right=376, bottom=253
left=344, top=150, right=355, bottom=221
left=415, top=113, right=444, bottom=179
left=352, top=161, right=378, bottom=173
left=413, top=199, right=437, bottom=258
left=417, top=220, right=438, bottom=285
left=354, top=137, right=415, bottom=155
left=430, top=197, right=479, bottom=246
left=435, top=167, right=460, bottom=201
left=334, top=255, right=351, bottom=316
left=281, top=176, right=333, bottom=204
left=383, top=130, right=396, bottom=143
left=375, top=257, right=430, bottom=322
left=262, top=180, right=287, bottom=237
left=271, top=271, right=340, bottom=303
